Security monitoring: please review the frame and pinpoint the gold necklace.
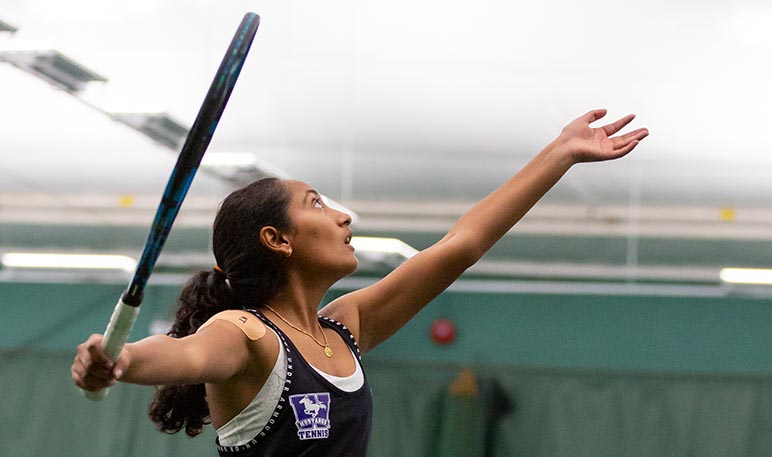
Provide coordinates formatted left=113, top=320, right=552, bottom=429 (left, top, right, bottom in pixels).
left=264, top=305, right=333, bottom=358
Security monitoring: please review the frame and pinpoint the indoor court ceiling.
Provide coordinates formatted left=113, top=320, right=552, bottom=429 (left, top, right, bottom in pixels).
left=1, top=0, right=771, bottom=288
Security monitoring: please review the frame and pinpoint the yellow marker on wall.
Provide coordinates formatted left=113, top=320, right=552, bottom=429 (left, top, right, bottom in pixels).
left=118, top=195, right=134, bottom=208
left=719, top=207, right=735, bottom=222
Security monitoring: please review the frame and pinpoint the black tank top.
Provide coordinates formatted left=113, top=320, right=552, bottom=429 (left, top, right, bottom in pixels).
left=215, top=310, right=373, bottom=457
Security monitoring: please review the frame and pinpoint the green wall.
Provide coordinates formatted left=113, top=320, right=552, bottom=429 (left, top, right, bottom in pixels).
left=2, top=279, right=772, bottom=457
left=363, top=291, right=772, bottom=374
left=3, top=280, right=771, bottom=374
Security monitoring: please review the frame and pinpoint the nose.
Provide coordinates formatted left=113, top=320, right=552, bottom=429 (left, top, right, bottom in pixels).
left=335, top=208, right=352, bottom=227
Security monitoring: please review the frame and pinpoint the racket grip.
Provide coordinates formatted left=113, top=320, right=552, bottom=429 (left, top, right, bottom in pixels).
left=81, top=297, right=140, bottom=401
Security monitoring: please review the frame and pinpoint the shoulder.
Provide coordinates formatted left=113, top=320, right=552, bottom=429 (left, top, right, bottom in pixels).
left=197, top=309, right=267, bottom=341
left=319, top=297, right=361, bottom=343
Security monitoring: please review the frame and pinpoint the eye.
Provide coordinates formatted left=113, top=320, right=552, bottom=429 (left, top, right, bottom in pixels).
left=312, top=198, right=324, bottom=209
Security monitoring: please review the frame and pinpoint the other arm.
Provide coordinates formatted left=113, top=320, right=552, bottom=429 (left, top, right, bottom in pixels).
left=72, top=312, right=265, bottom=391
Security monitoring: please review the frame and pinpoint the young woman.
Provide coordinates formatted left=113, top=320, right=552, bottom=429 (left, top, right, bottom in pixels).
left=72, top=109, right=648, bottom=456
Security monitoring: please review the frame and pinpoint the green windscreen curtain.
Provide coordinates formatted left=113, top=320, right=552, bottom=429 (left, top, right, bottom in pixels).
left=2, top=352, right=772, bottom=457
left=1, top=350, right=217, bottom=457
left=433, top=369, right=513, bottom=457
left=366, top=361, right=772, bottom=457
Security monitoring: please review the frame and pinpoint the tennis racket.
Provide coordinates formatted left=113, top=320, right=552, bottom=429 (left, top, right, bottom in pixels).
left=83, top=12, right=260, bottom=400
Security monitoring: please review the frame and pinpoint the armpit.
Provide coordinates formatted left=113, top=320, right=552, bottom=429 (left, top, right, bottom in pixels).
left=197, top=310, right=266, bottom=341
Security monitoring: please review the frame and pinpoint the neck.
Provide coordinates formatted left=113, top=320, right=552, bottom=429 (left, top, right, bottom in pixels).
left=265, top=270, right=333, bottom=329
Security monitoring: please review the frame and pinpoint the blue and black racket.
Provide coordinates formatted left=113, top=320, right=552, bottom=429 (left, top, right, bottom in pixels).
left=83, top=12, right=260, bottom=400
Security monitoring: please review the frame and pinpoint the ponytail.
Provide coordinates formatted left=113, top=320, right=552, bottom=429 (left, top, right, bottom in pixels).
left=148, top=269, right=235, bottom=437
left=148, top=177, right=292, bottom=437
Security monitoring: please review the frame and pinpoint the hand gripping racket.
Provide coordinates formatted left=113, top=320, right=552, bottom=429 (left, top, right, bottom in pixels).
left=83, top=12, right=260, bottom=400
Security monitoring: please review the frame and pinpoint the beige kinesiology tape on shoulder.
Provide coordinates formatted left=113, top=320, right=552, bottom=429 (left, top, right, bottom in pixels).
left=198, top=310, right=266, bottom=341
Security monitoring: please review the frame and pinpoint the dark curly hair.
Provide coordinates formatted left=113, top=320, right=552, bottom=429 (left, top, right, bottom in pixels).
left=148, top=177, right=292, bottom=437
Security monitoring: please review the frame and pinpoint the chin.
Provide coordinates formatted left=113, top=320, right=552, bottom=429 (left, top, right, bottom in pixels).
left=346, top=257, right=360, bottom=275
left=328, top=257, right=359, bottom=281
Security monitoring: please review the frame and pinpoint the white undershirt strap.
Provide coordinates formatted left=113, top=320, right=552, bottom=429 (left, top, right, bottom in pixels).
left=217, top=329, right=285, bottom=447
left=309, top=357, right=364, bottom=392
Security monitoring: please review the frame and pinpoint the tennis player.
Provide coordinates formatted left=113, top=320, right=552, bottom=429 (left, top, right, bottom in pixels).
left=72, top=109, right=648, bottom=456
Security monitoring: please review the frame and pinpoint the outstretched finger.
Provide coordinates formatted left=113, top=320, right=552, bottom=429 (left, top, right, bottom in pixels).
left=601, top=114, right=636, bottom=136
left=613, top=139, right=641, bottom=157
left=611, top=128, right=649, bottom=148
left=608, top=129, right=648, bottom=157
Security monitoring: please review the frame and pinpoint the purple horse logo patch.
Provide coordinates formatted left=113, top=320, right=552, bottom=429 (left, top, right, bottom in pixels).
left=289, top=393, right=331, bottom=440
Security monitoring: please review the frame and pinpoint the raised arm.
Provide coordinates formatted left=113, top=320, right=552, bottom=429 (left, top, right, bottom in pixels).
left=322, top=109, right=648, bottom=352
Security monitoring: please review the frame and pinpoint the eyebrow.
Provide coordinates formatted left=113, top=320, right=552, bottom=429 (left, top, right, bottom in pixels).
left=304, top=189, right=321, bottom=202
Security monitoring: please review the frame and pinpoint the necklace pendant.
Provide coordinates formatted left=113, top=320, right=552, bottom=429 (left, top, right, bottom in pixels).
left=324, top=346, right=334, bottom=358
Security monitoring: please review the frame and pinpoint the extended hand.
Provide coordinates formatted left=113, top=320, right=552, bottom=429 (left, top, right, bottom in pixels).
left=555, top=109, right=649, bottom=163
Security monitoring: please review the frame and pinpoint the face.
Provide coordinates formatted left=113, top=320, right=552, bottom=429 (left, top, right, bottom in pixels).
left=281, top=180, right=358, bottom=278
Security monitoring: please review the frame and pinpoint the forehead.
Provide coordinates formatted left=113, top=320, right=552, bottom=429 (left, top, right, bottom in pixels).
left=284, top=180, right=318, bottom=202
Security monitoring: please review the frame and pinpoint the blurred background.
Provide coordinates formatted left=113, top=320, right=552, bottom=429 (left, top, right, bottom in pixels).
left=1, top=1, right=771, bottom=456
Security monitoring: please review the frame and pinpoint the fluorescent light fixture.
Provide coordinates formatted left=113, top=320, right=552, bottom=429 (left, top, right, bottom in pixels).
left=1, top=252, right=137, bottom=272
left=0, top=49, right=106, bottom=92
left=201, top=153, right=280, bottom=187
left=110, top=112, right=189, bottom=150
left=0, top=18, right=17, bottom=33
left=719, top=268, right=772, bottom=285
left=350, top=237, right=418, bottom=259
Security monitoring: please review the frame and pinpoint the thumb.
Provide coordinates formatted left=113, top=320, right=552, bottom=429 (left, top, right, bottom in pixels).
left=581, top=108, right=607, bottom=124
left=112, top=350, right=131, bottom=380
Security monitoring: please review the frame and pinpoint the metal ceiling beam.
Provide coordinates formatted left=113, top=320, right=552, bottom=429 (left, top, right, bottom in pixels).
left=0, top=18, right=18, bottom=33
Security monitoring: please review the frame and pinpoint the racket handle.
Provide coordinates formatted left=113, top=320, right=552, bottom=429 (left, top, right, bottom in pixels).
left=81, top=298, right=140, bottom=401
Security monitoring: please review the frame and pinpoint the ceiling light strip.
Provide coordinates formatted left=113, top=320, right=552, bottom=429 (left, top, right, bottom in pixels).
left=719, top=268, right=772, bottom=285
left=351, top=236, right=418, bottom=259
left=0, top=252, right=137, bottom=272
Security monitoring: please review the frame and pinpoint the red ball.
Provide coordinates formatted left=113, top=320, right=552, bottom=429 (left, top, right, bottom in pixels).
left=430, top=318, right=456, bottom=345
